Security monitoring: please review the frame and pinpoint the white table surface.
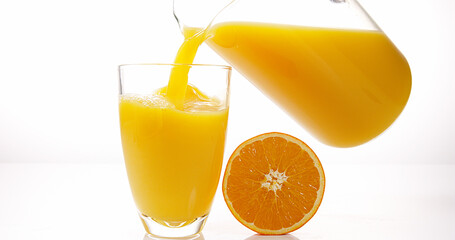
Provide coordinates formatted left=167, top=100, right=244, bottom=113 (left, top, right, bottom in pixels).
left=1, top=162, right=454, bottom=240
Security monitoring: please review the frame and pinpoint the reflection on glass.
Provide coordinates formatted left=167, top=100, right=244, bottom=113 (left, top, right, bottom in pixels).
left=144, top=232, right=205, bottom=240
left=244, top=234, right=300, bottom=240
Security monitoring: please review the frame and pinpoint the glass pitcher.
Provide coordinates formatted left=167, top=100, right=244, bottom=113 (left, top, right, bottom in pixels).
left=173, top=0, right=412, bottom=148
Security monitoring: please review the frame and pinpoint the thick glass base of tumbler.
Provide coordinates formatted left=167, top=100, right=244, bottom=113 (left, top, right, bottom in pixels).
left=139, top=213, right=208, bottom=238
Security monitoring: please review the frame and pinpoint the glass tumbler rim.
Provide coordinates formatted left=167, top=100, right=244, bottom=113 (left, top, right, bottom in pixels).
left=118, top=63, right=232, bottom=71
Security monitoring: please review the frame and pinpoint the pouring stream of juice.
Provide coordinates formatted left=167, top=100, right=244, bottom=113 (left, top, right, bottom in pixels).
left=166, top=28, right=207, bottom=109
left=167, top=20, right=411, bottom=148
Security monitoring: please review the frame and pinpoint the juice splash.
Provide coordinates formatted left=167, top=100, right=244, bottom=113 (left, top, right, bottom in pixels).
left=205, top=22, right=411, bottom=147
left=119, top=85, right=228, bottom=223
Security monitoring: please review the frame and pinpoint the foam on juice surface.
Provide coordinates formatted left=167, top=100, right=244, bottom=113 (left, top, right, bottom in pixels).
left=121, top=85, right=225, bottom=112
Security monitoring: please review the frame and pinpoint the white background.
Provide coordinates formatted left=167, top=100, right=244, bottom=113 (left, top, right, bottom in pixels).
left=0, top=0, right=455, bottom=164
left=0, top=0, right=454, bottom=164
left=0, top=0, right=455, bottom=239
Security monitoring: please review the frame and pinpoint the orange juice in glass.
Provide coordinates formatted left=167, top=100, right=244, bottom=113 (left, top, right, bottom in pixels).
left=119, top=64, right=231, bottom=238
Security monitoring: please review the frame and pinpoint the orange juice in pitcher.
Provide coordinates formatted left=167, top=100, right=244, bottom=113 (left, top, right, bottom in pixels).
left=173, top=0, right=412, bottom=147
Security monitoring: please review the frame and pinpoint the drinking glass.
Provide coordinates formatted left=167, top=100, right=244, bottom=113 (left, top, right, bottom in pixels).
left=118, top=63, right=231, bottom=238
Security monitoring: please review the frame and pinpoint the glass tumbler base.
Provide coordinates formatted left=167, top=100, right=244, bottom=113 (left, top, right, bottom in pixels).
left=139, top=213, right=208, bottom=238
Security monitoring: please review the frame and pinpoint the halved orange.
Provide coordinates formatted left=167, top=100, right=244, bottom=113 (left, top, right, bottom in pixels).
left=222, top=132, right=325, bottom=235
